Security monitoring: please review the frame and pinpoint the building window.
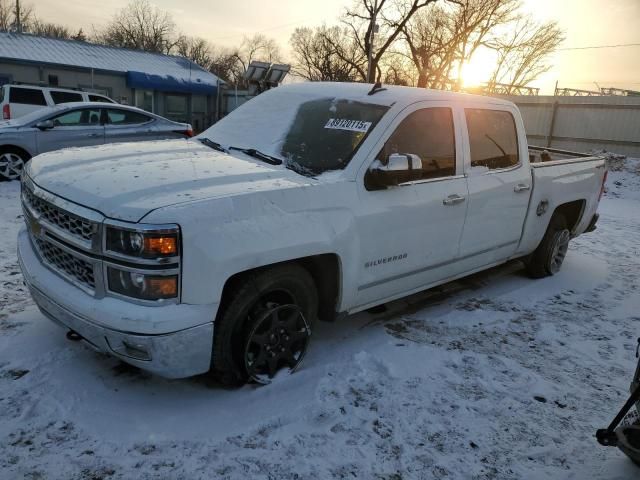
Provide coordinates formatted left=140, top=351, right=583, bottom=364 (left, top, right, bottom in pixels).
left=135, top=90, right=154, bottom=112
left=48, top=75, right=59, bottom=86
left=166, top=94, right=187, bottom=114
left=192, top=95, right=206, bottom=113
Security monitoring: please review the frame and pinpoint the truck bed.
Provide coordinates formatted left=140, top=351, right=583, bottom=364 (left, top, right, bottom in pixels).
left=528, top=145, right=602, bottom=166
left=515, top=146, right=606, bottom=257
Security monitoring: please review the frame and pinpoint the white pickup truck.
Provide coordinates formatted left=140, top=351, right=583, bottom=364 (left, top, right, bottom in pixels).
left=17, top=83, right=607, bottom=384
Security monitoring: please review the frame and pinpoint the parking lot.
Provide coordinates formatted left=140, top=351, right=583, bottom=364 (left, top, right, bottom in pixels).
left=1, top=158, right=639, bottom=479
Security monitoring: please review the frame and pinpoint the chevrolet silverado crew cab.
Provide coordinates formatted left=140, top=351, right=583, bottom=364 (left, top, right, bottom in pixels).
left=18, top=83, right=607, bottom=385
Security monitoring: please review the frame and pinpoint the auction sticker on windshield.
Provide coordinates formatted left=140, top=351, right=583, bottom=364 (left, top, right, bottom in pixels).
left=324, top=118, right=372, bottom=133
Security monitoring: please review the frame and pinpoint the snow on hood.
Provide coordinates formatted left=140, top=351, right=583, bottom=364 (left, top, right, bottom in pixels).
left=26, top=139, right=312, bottom=222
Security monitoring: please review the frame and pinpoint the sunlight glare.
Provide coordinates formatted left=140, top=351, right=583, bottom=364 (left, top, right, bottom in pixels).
left=461, top=48, right=498, bottom=87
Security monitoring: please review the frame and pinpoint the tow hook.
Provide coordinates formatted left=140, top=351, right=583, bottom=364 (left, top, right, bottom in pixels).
left=66, top=330, right=83, bottom=341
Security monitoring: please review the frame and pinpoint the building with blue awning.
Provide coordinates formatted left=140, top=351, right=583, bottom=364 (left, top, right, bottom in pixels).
left=0, top=32, right=222, bottom=131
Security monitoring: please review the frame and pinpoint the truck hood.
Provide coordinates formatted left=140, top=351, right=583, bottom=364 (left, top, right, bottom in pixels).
left=27, top=139, right=312, bottom=222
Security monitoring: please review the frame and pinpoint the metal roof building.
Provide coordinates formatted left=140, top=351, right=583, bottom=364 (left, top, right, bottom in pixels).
left=0, top=32, right=221, bottom=131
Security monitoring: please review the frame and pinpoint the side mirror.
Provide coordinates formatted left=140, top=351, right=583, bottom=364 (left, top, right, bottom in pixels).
left=366, top=153, right=422, bottom=189
left=35, top=120, right=54, bottom=130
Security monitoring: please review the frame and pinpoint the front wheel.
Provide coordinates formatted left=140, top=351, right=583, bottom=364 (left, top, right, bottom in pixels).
left=0, top=148, right=30, bottom=181
left=211, top=264, right=318, bottom=386
left=526, top=214, right=571, bottom=278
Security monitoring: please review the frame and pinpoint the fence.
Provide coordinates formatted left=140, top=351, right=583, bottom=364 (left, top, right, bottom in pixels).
left=500, top=95, right=640, bottom=157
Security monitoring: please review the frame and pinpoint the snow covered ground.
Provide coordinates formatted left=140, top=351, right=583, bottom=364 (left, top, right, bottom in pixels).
left=1, top=159, right=639, bottom=480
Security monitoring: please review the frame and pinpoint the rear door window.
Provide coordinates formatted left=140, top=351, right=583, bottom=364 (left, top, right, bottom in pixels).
left=465, top=109, right=519, bottom=170
left=50, top=90, right=83, bottom=104
left=9, top=87, right=47, bottom=105
left=106, top=109, right=151, bottom=125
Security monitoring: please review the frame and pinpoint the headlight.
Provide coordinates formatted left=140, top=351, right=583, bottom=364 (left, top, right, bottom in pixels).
left=107, top=267, right=178, bottom=301
left=105, top=226, right=179, bottom=259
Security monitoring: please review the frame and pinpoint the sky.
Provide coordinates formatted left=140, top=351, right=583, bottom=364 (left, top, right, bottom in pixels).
left=32, top=0, right=640, bottom=95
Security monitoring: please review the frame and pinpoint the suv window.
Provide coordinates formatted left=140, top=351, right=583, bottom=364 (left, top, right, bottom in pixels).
left=465, top=109, right=519, bottom=170
left=50, top=90, right=83, bottom=104
left=10, top=87, right=47, bottom=106
left=106, top=109, right=151, bottom=125
left=52, top=109, right=102, bottom=127
left=89, top=94, right=114, bottom=103
left=376, top=107, right=456, bottom=180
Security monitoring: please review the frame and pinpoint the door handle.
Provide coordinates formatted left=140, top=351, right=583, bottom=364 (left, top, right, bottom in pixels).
left=86, top=133, right=101, bottom=138
left=443, top=194, right=465, bottom=206
left=514, top=183, right=531, bottom=192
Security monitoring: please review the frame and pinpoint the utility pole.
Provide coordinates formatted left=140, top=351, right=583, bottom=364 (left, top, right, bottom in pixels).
left=366, top=0, right=378, bottom=83
left=15, top=0, right=21, bottom=33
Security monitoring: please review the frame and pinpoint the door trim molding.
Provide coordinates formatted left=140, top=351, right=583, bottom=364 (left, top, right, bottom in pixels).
left=357, top=239, right=518, bottom=291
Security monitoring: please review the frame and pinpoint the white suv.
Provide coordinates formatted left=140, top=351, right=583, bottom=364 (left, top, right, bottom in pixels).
left=0, top=84, right=117, bottom=120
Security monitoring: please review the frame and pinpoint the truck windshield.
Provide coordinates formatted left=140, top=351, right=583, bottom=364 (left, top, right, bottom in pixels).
left=200, top=89, right=389, bottom=176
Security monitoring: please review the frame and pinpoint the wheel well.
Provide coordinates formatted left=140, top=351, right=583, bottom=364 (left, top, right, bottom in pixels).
left=0, top=145, right=32, bottom=160
left=552, top=200, right=586, bottom=233
left=216, top=254, right=342, bottom=324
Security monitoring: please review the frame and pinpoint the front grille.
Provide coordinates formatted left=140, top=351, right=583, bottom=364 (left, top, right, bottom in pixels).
left=36, top=238, right=96, bottom=290
left=23, top=188, right=95, bottom=242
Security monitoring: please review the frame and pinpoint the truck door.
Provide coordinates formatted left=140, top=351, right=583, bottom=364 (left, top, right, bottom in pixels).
left=457, top=106, right=531, bottom=267
left=354, top=102, right=468, bottom=308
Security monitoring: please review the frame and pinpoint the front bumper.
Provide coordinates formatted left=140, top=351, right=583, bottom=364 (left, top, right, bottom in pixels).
left=18, top=228, right=215, bottom=379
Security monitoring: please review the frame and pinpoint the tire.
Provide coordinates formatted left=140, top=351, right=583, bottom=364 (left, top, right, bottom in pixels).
left=0, top=147, right=31, bottom=181
left=526, top=214, right=571, bottom=278
left=211, top=264, right=318, bottom=386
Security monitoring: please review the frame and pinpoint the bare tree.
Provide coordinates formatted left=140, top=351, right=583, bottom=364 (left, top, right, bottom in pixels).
left=30, top=19, right=71, bottom=39
left=290, top=25, right=366, bottom=82
left=233, top=34, right=282, bottom=73
left=0, top=0, right=34, bottom=32
left=400, top=0, right=521, bottom=89
left=336, top=0, right=438, bottom=82
left=487, top=16, right=564, bottom=92
left=208, top=47, right=242, bottom=84
left=96, top=0, right=178, bottom=54
left=176, top=36, right=213, bottom=68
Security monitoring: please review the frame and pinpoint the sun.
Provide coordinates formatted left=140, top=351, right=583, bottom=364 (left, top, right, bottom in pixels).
left=461, top=48, right=498, bottom=87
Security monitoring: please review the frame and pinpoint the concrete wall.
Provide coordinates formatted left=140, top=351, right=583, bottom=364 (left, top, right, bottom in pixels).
left=499, top=95, right=640, bottom=157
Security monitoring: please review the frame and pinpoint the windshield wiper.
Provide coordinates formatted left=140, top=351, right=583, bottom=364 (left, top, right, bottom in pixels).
left=199, top=137, right=227, bottom=153
left=229, top=146, right=283, bottom=166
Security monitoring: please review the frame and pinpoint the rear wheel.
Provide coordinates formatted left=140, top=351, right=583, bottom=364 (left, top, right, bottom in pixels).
left=0, top=148, right=30, bottom=181
left=211, top=264, right=318, bottom=386
left=526, top=214, right=571, bottom=278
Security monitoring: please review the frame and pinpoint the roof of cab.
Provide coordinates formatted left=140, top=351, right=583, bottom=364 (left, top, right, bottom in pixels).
left=278, top=81, right=516, bottom=108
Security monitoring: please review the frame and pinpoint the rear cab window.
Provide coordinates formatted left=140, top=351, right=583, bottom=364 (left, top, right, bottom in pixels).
left=9, top=87, right=47, bottom=106
left=50, top=90, right=83, bottom=104
left=465, top=109, right=519, bottom=170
